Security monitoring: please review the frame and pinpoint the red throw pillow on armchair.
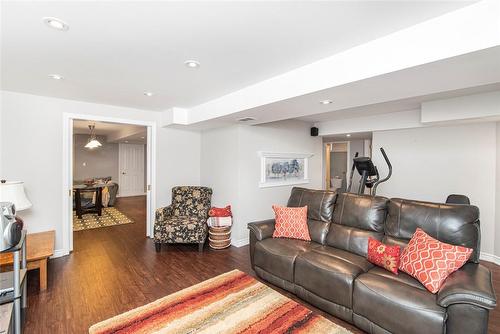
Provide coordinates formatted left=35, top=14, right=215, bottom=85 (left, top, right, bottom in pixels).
left=367, top=237, right=401, bottom=274
left=208, top=205, right=232, bottom=217
left=272, top=205, right=310, bottom=241
left=399, top=228, right=473, bottom=293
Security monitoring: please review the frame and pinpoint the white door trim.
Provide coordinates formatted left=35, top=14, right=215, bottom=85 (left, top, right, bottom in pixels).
left=62, top=113, right=157, bottom=254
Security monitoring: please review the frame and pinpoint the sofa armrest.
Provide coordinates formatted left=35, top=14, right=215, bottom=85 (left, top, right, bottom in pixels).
left=155, top=205, right=173, bottom=222
left=437, top=263, right=497, bottom=310
left=248, top=219, right=275, bottom=241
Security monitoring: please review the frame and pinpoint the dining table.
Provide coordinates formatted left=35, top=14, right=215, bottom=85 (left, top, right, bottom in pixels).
left=73, top=184, right=105, bottom=219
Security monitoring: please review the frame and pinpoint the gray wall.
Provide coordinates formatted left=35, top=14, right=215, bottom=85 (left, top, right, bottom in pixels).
left=73, top=134, right=119, bottom=182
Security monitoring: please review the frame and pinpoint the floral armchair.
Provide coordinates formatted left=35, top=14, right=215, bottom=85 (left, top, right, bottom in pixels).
left=154, top=186, right=212, bottom=252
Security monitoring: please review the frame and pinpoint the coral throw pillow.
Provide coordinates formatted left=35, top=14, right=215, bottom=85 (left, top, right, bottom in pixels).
left=399, top=228, right=473, bottom=293
left=367, top=238, right=400, bottom=274
left=272, top=205, right=310, bottom=241
left=209, top=205, right=232, bottom=217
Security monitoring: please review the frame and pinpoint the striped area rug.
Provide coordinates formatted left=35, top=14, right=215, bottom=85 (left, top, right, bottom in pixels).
left=89, top=270, right=351, bottom=334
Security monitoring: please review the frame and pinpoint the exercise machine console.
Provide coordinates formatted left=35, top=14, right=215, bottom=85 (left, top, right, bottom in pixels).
left=347, top=147, right=392, bottom=196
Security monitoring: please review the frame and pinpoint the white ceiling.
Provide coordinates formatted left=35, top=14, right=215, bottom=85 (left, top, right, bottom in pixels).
left=1, top=1, right=474, bottom=111
left=299, top=83, right=500, bottom=124
left=73, top=120, right=146, bottom=144
left=213, top=46, right=500, bottom=125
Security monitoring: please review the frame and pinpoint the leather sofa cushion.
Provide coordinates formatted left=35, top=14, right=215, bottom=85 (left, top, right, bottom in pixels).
left=253, top=238, right=319, bottom=282
left=386, top=198, right=480, bottom=263
left=381, top=235, right=408, bottom=250
left=353, top=271, right=446, bottom=334
left=295, top=247, right=372, bottom=308
left=332, top=193, right=388, bottom=231
left=306, top=219, right=330, bottom=245
left=326, top=193, right=388, bottom=257
left=287, top=187, right=337, bottom=223
left=287, top=187, right=337, bottom=244
left=327, top=224, right=383, bottom=258
left=311, top=246, right=373, bottom=272
left=366, top=267, right=426, bottom=291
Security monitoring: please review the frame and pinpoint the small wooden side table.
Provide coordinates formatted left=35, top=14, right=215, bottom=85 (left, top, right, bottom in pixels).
left=0, top=230, right=55, bottom=291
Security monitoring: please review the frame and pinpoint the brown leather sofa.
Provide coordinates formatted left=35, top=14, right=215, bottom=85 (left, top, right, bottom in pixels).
left=248, top=187, right=497, bottom=334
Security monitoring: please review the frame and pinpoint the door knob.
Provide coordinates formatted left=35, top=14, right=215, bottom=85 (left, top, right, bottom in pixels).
left=122, top=172, right=126, bottom=175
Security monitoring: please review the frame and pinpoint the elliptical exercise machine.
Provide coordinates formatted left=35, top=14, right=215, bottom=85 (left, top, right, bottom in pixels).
left=346, top=147, right=392, bottom=196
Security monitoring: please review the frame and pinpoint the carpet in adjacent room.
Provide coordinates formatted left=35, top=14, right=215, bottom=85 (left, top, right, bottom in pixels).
left=73, top=207, right=134, bottom=231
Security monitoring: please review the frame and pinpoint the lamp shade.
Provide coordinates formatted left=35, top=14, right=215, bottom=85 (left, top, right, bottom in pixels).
left=0, top=181, right=32, bottom=211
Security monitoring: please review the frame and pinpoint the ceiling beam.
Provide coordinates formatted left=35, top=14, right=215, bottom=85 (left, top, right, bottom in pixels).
left=166, top=0, right=500, bottom=127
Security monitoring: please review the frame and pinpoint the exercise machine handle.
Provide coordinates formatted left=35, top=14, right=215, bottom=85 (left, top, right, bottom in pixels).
left=372, top=147, right=392, bottom=196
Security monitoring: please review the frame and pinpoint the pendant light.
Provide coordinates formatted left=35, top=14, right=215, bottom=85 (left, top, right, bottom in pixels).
left=84, top=124, right=102, bottom=149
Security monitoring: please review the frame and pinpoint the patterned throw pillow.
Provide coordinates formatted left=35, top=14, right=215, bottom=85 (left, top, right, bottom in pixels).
left=272, top=205, right=310, bottom=241
left=399, top=228, right=473, bottom=293
left=367, top=237, right=400, bottom=274
left=208, top=205, right=232, bottom=217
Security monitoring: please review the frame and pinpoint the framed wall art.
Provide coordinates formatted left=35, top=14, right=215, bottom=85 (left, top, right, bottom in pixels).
left=258, top=152, right=313, bottom=188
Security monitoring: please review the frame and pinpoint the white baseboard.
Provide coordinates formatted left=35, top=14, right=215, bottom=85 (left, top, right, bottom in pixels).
left=480, top=252, right=500, bottom=266
left=51, top=249, right=70, bottom=259
left=117, top=192, right=147, bottom=198
left=232, top=237, right=249, bottom=248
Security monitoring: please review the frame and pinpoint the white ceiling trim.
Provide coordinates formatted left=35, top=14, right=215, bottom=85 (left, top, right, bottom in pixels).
left=316, top=90, right=500, bottom=137
left=163, top=0, right=500, bottom=127
left=317, top=109, right=424, bottom=137
left=161, top=107, right=189, bottom=127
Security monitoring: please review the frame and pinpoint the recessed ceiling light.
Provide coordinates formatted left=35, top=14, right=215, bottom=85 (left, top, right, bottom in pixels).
left=140, top=136, right=145, bottom=139
left=48, top=74, right=64, bottom=80
left=319, top=100, right=333, bottom=105
left=346, top=134, right=351, bottom=137
left=184, top=60, right=200, bottom=69
left=124, top=140, right=129, bottom=143
left=143, top=91, right=154, bottom=97
left=42, top=17, right=69, bottom=31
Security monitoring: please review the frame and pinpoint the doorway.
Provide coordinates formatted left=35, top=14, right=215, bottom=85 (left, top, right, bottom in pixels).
left=62, top=113, right=156, bottom=255
left=325, top=142, right=348, bottom=192
left=323, top=133, right=373, bottom=193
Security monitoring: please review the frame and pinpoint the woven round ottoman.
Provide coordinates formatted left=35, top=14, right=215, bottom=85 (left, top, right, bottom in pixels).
left=208, top=226, right=231, bottom=250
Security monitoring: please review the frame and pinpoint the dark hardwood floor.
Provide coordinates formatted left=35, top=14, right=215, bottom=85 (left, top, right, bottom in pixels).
left=22, top=195, right=500, bottom=333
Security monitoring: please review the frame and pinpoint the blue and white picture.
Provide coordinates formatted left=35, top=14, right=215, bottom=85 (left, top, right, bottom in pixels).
left=259, top=152, right=312, bottom=187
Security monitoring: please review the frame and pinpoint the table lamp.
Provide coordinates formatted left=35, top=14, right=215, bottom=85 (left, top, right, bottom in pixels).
left=0, top=180, right=31, bottom=251
left=0, top=180, right=32, bottom=212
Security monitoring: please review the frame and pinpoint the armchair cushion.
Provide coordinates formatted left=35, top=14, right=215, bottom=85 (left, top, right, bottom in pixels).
left=154, top=216, right=208, bottom=243
left=171, top=186, right=212, bottom=219
left=248, top=219, right=275, bottom=241
left=437, top=263, right=497, bottom=309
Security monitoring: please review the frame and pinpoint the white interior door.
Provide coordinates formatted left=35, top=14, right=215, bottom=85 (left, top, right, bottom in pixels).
left=119, top=143, right=145, bottom=197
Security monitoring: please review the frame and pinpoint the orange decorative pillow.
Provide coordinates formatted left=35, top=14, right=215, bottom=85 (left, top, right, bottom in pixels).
left=272, top=205, right=310, bottom=241
left=367, top=238, right=400, bottom=274
left=208, top=205, right=232, bottom=217
left=399, top=228, right=473, bottom=293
